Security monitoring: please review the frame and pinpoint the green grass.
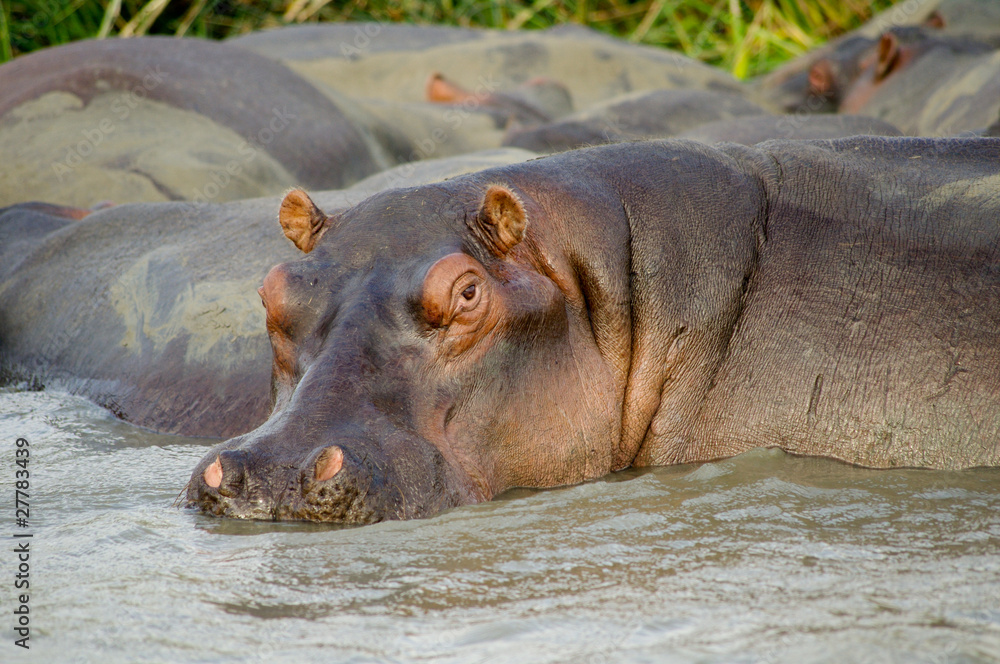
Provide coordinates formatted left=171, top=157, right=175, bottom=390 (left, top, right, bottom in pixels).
left=0, top=0, right=900, bottom=77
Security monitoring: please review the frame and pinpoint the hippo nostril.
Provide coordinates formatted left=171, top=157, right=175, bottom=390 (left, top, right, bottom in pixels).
left=314, top=445, right=344, bottom=482
left=203, top=449, right=249, bottom=497
left=204, top=456, right=223, bottom=488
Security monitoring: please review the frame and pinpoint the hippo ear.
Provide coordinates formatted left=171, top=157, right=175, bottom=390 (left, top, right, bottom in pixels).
left=808, top=60, right=835, bottom=97
left=472, top=185, right=528, bottom=256
left=278, top=189, right=331, bottom=253
left=875, top=33, right=901, bottom=81
left=426, top=72, right=473, bottom=104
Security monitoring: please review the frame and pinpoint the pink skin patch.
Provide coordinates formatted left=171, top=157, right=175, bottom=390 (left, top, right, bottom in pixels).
left=315, top=446, right=344, bottom=482
left=204, top=457, right=223, bottom=488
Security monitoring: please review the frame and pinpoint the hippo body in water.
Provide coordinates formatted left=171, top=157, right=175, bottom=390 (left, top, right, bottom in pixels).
left=186, top=136, right=1000, bottom=524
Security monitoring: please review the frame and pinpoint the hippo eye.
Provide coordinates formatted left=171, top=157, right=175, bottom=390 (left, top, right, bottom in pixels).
left=461, top=284, right=476, bottom=300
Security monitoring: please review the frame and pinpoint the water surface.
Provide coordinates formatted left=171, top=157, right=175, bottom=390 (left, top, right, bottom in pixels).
left=2, top=389, right=998, bottom=663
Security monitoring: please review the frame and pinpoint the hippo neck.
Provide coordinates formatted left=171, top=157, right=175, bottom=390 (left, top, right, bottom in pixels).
left=496, top=140, right=773, bottom=471
left=613, top=141, right=775, bottom=467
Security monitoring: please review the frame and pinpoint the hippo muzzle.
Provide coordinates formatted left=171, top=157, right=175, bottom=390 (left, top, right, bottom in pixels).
left=187, top=426, right=468, bottom=524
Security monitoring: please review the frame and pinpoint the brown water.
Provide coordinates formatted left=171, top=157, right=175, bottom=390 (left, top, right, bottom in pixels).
left=2, top=388, right=998, bottom=663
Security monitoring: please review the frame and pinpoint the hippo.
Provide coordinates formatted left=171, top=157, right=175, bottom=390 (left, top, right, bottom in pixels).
left=755, top=0, right=1000, bottom=115
left=185, top=136, right=1000, bottom=524
left=837, top=29, right=998, bottom=135
left=755, top=34, right=879, bottom=114
left=228, top=22, right=754, bottom=168
left=755, top=25, right=995, bottom=119
left=0, top=36, right=385, bottom=206
left=231, top=23, right=747, bottom=110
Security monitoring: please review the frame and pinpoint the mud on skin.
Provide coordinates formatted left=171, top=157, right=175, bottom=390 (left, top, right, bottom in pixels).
left=187, top=136, right=1000, bottom=524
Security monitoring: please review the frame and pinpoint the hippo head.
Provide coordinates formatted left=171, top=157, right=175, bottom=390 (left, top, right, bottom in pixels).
left=839, top=27, right=996, bottom=114
left=186, top=180, right=621, bottom=524
left=761, top=35, right=876, bottom=114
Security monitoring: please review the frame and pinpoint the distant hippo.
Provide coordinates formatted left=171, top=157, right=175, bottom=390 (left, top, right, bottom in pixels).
left=232, top=23, right=747, bottom=109
left=755, top=33, right=878, bottom=114
left=837, top=30, right=999, bottom=135
left=0, top=36, right=385, bottom=207
left=230, top=22, right=751, bottom=169
left=755, top=25, right=994, bottom=119
left=185, top=136, right=1000, bottom=524
left=755, top=0, right=1000, bottom=115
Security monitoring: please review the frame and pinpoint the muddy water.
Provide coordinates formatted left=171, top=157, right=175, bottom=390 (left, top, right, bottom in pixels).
left=1, top=388, right=998, bottom=663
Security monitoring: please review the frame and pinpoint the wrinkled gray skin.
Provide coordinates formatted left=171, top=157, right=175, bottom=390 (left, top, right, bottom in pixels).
left=678, top=114, right=902, bottom=144
left=185, top=136, right=1000, bottom=524
left=0, top=150, right=535, bottom=438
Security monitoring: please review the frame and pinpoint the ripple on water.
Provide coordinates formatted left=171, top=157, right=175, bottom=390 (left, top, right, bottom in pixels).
left=2, top=390, right=999, bottom=663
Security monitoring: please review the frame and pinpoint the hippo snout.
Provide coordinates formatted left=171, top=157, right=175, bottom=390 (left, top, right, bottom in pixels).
left=187, top=440, right=379, bottom=524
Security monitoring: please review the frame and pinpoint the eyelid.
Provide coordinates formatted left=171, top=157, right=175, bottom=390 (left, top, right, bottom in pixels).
left=443, top=273, right=484, bottom=325
left=454, top=272, right=482, bottom=300
left=421, top=253, right=488, bottom=329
